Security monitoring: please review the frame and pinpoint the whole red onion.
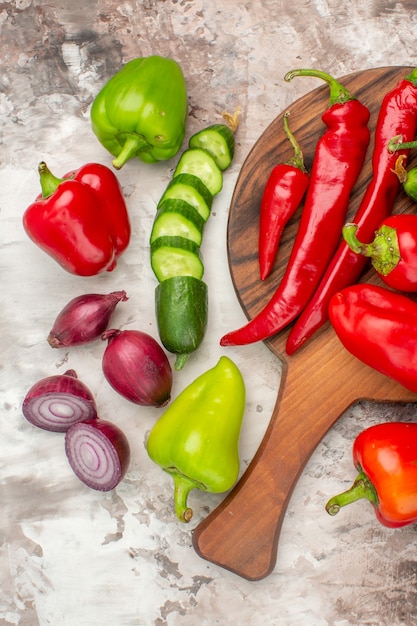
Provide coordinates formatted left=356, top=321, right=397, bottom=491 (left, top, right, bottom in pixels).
left=22, top=369, right=98, bottom=432
left=65, top=418, right=131, bottom=491
left=101, top=329, right=172, bottom=407
left=48, top=291, right=128, bottom=348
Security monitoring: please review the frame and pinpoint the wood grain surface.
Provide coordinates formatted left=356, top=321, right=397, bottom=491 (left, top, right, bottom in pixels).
left=192, top=66, right=417, bottom=581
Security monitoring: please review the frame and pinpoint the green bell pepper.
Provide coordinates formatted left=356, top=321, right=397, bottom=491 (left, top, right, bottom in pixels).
left=90, top=56, right=188, bottom=169
left=146, top=356, right=246, bottom=522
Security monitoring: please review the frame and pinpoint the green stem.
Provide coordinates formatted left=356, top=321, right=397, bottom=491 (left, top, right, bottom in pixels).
left=342, top=222, right=400, bottom=276
left=405, top=66, right=417, bottom=85
left=283, top=111, right=307, bottom=172
left=112, top=133, right=152, bottom=169
left=284, top=68, right=354, bottom=106
left=388, top=135, right=417, bottom=152
left=174, top=353, right=189, bottom=371
left=172, top=473, right=196, bottom=522
left=38, top=161, right=65, bottom=198
left=325, top=469, right=379, bottom=516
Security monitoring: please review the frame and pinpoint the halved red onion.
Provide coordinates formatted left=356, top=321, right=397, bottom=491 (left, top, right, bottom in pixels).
left=65, top=418, right=130, bottom=491
left=22, top=369, right=97, bottom=432
left=48, top=291, right=128, bottom=348
left=101, top=329, right=172, bottom=407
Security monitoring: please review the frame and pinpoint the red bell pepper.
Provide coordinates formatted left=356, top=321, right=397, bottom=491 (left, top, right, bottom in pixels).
left=23, top=161, right=131, bottom=276
left=342, top=214, right=417, bottom=292
left=329, top=283, right=417, bottom=394
left=326, top=422, right=417, bottom=528
left=258, top=111, right=309, bottom=280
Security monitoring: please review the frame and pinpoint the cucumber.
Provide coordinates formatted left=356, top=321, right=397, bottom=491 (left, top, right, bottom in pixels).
left=188, top=124, right=235, bottom=170
left=150, top=121, right=236, bottom=369
left=158, top=173, right=213, bottom=222
left=174, top=148, right=223, bottom=195
left=150, top=199, right=205, bottom=246
left=155, top=276, right=208, bottom=370
left=150, top=236, right=204, bottom=282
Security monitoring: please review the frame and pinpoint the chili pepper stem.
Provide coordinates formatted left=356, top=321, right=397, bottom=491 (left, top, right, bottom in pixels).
left=38, top=161, right=66, bottom=198
left=325, top=469, right=379, bottom=516
left=172, top=472, right=195, bottom=522
left=283, top=111, right=307, bottom=172
left=112, top=133, right=152, bottom=170
left=343, top=222, right=401, bottom=276
left=284, top=68, right=354, bottom=105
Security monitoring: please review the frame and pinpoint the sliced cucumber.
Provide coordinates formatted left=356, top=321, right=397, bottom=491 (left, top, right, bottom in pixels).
left=188, top=124, right=235, bottom=170
left=155, top=276, right=208, bottom=370
left=158, top=173, right=213, bottom=222
left=150, top=199, right=205, bottom=246
left=174, top=148, right=223, bottom=196
left=150, top=236, right=204, bottom=282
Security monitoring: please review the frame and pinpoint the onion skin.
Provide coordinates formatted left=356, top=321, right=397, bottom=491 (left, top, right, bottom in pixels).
left=22, top=369, right=98, bottom=432
left=48, top=290, right=128, bottom=348
left=65, top=418, right=130, bottom=491
left=101, top=329, right=172, bottom=407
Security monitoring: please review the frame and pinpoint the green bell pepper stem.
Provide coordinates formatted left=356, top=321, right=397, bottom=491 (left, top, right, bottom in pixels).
left=284, top=68, right=354, bottom=106
left=172, top=472, right=195, bottom=522
left=325, top=469, right=379, bottom=516
left=112, top=133, right=152, bottom=170
left=38, top=161, right=66, bottom=199
left=342, top=222, right=401, bottom=276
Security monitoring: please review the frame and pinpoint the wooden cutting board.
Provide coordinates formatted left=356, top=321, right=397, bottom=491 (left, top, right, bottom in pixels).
left=192, top=66, right=417, bottom=580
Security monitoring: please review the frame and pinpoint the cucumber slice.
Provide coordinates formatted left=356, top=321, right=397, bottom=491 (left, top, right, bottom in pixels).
left=174, top=148, right=223, bottom=195
left=155, top=276, right=208, bottom=370
left=189, top=124, right=235, bottom=170
left=150, top=199, right=205, bottom=246
left=150, top=236, right=204, bottom=282
left=158, top=173, right=213, bottom=222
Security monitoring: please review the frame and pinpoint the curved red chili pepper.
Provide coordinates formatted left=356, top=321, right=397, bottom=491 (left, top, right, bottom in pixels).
left=286, top=67, right=417, bottom=355
left=220, top=69, right=370, bottom=347
left=342, top=214, right=417, bottom=292
left=258, top=112, right=309, bottom=280
left=326, top=422, right=417, bottom=528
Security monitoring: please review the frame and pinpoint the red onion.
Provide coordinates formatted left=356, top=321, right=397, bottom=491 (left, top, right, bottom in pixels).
left=101, top=329, right=172, bottom=407
left=65, top=418, right=130, bottom=491
left=22, top=369, right=97, bottom=432
left=48, top=291, right=128, bottom=348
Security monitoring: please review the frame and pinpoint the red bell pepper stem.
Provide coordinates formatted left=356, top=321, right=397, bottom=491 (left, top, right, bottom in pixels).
left=286, top=66, right=417, bottom=356
left=221, top=69, right=370, bottom=347
left=342, top=222, right=401, bottom=276
left=258, top=111, right=309, bottom=280
left=326, top=469, right=378, bottom=516
left=38, top=161, right=67, bottom=198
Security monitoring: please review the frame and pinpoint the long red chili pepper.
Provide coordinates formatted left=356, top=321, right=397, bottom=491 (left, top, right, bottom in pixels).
left=220, top=69, right=370, bottom=347
left=258, top=111, right=309, bottom=280
left=286, top=66, right=417, bottom=355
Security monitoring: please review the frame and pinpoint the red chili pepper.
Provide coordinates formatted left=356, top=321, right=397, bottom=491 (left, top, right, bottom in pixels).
left=342, top=214, right=417, bottom=292
left=220, top=69, right=370, bottom=347
left=258, top=111, right=309, bottom=280
left=326, top=422, right=417, bottom=528
left=286, top=67, right=417, bottom=356
left=23, top=161, right=131, bottom=276
left=328, top=283, right=417, bottom=394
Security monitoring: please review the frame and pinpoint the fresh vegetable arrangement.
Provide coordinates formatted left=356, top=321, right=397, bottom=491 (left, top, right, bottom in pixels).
left=90, top=56, right=188, bottom=168
left=326, top=422, right=417, bottom=528
left=23, top=161, right=131, bottom=276
left=146, top=356, right=246, bottom=522
left=150, top=114, right=239, bottom=370
left=258, top=111, right=309, bottom=280
left=221, top=69, right=370, bottom=346
left=286, top=65, right=417, bottom=355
